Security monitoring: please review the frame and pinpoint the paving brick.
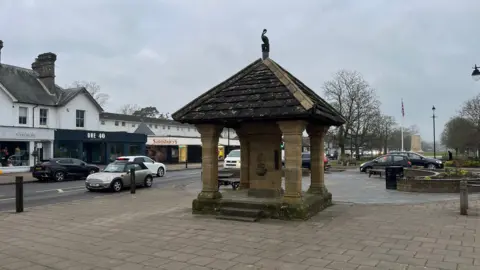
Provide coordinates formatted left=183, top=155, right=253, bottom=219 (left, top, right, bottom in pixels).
left=425, top=260, right=458, bottom=270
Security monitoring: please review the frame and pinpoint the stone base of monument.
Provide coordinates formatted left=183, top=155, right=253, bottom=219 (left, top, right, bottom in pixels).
left=192, top=188, right=332, bottom=221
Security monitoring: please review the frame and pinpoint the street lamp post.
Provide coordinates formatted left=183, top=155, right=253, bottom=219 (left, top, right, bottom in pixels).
left=432, top=106, right=437, bottom=159
left=472, top=65, right=480, bottom=81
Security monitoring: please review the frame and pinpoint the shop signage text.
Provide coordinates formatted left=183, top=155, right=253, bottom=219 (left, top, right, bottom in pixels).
left=15, top=131, right=35, bottom=138
left=152, top=139, right=178, bottom=145
left=87, top=132, right=106, bottom=139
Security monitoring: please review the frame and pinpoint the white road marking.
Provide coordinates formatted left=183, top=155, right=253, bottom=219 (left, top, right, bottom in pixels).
left=36, top=186, right=85, bottom=193
left=0, top=197, right=14, bottom=201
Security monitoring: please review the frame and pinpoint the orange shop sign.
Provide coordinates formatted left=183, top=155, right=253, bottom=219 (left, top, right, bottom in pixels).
left=151, top=138, right=178, bottom=145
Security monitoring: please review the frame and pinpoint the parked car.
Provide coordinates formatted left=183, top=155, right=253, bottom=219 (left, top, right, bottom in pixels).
left=86, top=160, right=153, bottom=192
left=388, top=151, right=443, bottom=169
left=281, top=152, right=329, bottom=169
left=32, top=158, right=100, bottom=182
left=116, top=156, right=166, bottom=177
left=224, top=150, right=241, bottom=169
left=359, top=154, right=412, bottom=173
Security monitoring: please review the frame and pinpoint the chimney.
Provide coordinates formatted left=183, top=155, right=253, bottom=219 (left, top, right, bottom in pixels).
left=0, top=40, right=3, bottom=63
left=31, top=52, right=57, bottom=94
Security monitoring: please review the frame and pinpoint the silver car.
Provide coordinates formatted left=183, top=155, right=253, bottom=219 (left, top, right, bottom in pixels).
left=85, top=161, right=154, bottom=192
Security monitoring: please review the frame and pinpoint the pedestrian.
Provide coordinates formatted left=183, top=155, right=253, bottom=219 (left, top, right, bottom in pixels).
left=448, top=150, right=453, bottom=161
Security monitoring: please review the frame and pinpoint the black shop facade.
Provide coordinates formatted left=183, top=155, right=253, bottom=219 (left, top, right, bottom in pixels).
left=54, top=130, right=147, bottom=165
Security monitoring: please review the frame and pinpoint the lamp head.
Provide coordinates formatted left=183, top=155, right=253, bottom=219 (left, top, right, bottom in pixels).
left=472, top=65, right=480, bottom=81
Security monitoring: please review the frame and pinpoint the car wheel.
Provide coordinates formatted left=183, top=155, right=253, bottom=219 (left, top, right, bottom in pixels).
left=427, top=164, right=436, bottom=170
left=157, top=167, right=165, bottom=177
left=111, top=179, right=123, bottom=192
left=144, top=175, right=153, bottom=188
left=54, top=171, right=65, bottom=182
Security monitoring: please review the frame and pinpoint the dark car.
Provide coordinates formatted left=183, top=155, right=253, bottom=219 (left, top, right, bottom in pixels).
left=360, top=154, right=412, bottom=173
left=388, top=151, right=443, bottom=169
left=32, top=158, right=100, bottom=182
left=281, top=152, right=329, bottom=169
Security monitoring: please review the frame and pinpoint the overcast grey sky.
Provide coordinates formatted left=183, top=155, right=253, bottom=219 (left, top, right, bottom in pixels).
left=1, top=0, right=480, bottom=141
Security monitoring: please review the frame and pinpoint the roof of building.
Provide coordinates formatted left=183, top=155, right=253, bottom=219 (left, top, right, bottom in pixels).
left=0, top=63, right=103, bottom=111
left=133, top=122, right=156, bottom=135
left=172, top=58, right=346, bottom=126
left=100, top=112, right=192, bottom=126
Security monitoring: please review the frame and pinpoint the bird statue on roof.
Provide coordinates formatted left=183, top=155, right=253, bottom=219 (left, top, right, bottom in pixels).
left=261, top=29, right=270, bottom=53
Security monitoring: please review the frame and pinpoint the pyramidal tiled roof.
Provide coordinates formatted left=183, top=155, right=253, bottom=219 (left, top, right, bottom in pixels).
left=172, top=58, right=345, bottom=126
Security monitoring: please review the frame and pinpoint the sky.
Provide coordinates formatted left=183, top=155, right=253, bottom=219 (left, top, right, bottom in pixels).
left=1, top=0, right=480, bottom=142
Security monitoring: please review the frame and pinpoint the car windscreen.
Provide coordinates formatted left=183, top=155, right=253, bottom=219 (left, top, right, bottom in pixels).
left=103, top=163, right=126, bottom=172
left=227, top=150, right=240, bottom=158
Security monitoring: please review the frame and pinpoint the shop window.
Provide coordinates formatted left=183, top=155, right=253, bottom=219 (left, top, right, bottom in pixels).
left=109, top=143, right=124, bottom=162
left=54, top=141, right=80, bottom=159
left=128, top=144, right=142, bottom=156
left=0, top=142, right=29, bottom=166
left=39, top=108, right=48, bottom=125
left=18, top=107, right=28, bottom=125
left=76, top=110, right=85, bottom=127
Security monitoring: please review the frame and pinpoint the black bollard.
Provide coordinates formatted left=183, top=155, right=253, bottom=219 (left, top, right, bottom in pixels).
left=130, top=168, right=136, bottom=194
left=15, top=176, right=24, bottom=213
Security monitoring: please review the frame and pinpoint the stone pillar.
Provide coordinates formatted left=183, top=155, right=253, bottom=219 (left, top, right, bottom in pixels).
left=235, top=127, right=250, bottom=189
left=278, top=120, right=306, bottom=203
left=196, top=124, right=223, bottom=200
left=306, top=124, right=329, bottom=195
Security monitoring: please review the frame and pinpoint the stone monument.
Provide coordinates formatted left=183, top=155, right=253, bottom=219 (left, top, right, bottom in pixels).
left=410, top=134, right=423, bottom=153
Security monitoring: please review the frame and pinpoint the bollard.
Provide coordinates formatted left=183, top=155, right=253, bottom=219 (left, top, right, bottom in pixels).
left=15, top=176, right=24, bottom=213
left=460, top=180, right=468, bottom=215
left=185, top=159, right=188, bottom=169
left=130, top=168, right=136, bottom=194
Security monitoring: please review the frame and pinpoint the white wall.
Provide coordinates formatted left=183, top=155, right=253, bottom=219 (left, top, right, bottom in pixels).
left=98, top=118, right=239, bottom=139
left=57, top=93, right=101, bottom=130
left=0, top=89, right=13, bottom=126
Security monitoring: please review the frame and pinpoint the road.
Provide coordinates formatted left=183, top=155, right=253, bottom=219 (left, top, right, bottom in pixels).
left=0, top=169, right=201, bottom=211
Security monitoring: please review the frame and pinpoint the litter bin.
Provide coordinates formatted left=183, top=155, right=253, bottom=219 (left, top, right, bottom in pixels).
left=385, top=166, right=403, bottom=190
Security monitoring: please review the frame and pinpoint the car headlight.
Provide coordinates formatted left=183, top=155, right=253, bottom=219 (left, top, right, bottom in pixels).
left=436, top=160, right=442, bottom=164
left=360, top=163, right=365, bottom=167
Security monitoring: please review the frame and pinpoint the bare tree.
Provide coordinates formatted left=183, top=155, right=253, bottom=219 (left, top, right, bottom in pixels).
left=323, top=70, right=378, bottom=158
left=68, top=81, right=109, bottom=107
left=118, top=104, right=141, bottom=115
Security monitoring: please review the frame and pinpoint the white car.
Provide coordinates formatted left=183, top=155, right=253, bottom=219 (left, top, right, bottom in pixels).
left=224, top=150, right=241, bottom=169
left=116, top=156, right=166, bottom=177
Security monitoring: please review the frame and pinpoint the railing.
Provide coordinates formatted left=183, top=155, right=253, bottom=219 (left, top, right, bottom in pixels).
left=459, top=179, right=480, bottom=215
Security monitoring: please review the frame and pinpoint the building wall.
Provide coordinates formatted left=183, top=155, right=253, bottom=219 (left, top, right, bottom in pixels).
left=57, top=93, right=101, bottom=130
left=0, top=89, right=14, bottom=125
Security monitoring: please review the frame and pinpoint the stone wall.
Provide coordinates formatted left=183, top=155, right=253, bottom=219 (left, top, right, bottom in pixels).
left=397, top=178, right=480, bottom=193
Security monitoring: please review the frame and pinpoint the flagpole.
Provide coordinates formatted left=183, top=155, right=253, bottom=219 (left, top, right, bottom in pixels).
left=401, top=99, right=404, bottom=151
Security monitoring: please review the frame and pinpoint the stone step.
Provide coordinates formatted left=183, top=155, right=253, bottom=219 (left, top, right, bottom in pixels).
left=219, top=207, right=264, bottom=219
left=215, top=215, right=260, bottom=222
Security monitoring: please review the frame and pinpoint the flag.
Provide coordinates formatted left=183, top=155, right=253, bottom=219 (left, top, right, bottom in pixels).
left=401, top=99, right=405, bottom=117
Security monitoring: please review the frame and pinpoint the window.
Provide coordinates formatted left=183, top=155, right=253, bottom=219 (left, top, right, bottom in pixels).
left=115, top=121, right=119, bottom=126
left=177, top=127, right=179, bottom=131
left=101, top=121, right=105, bottom=125
left=408, top=153, right=421, bottom=160
left=302, top=153, right=310, bottom=159
left=133, top=157, right=144, bottom=163
left=155, top=125, right=158, bottom=128
left=76, top=110, right=85, bottom=127
left=163, top=126, right=165, bottom=130
left=143, top=157, right=155, bottom=163
left=392, top=155, right=405, bottom=162
left=56, top=159, right=74, bottom=165
left=39, top=108, right=48, bottom=125
left=132, top=124, right=136, bottom=127
left=188, top=128, right=190, bottom=131
left=72, top=159, right=86, bottom=166
left=121, top=122, right=126, bottom=126
left=168, top=126, right=170, bottom=130
left=18, top=107, right=27, bottom=124
left=377, top=156, right=389, bottom=163
left=149, top=124, right=152, bottom=128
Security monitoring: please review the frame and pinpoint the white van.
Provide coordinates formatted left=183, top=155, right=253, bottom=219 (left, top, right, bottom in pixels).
left=224, top=149, right=241, bottom=169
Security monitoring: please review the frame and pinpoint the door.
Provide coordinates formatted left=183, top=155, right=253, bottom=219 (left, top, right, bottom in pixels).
left=72, top=158, right=89, bottom=177
left=56, top=159, right=77, bottom=176
left=123, top=163, right=142, bottom=187
left=142, top=156, right=157, bottom=173
left=373, top=155, right=391, bottom=169
left=392, top=155, right=407, bottom=167
left=407, top=153, right=424, bottom=167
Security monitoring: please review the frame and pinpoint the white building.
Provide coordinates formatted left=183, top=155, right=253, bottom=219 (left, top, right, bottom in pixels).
left=0, top=46, right=103, bottom=172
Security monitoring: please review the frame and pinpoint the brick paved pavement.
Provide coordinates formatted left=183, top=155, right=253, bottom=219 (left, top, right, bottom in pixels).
left=1, top=186, right=480, bottom=269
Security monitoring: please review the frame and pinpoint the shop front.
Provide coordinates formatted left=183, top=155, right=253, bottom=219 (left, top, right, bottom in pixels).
left=147, top=136, right=240, bottom=164
left=54, top=130, right=147, bottom=165
left=0, top=126, right=54, bottom=173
